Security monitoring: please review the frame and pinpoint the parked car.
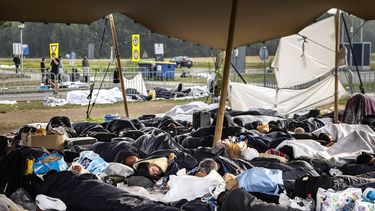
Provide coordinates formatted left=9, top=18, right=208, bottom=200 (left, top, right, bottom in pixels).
left=170, top=56, right=193, bottom=68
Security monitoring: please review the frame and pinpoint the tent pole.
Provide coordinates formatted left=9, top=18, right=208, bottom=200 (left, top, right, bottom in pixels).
left=334, top=10, right=341, bottom=124
left=213, top=0, right=239, bottom=149
left=108, top=14, right=129, bottom=117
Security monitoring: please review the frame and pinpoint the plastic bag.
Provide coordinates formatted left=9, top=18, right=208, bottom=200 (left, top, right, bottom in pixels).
left=76, top=151, right=108, bottom=176
left=33, top=153, right=68, bottom=174
left=9, top=188, right=37, bottom=211
left=316, top=187, right=362, bottom=211
left=101, top=162, right=134, bottom=179
left=279, top=193, right=315, bottom=211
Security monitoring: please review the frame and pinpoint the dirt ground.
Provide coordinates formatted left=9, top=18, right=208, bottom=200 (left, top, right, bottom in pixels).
left=0, top=100, right=196, bottom=134
left=0, top=99, right=346, bottom=135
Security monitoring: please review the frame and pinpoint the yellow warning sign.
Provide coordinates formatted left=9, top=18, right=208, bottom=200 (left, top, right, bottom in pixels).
left=49, top=43, right=59, bottom=59
left=132, top=34, right=140, bottom=63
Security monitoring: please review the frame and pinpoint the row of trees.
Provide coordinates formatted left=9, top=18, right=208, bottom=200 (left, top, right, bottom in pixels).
left=0, top=13, right=374, bottom=59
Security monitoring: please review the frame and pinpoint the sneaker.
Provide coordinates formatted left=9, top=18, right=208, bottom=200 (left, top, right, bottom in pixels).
left=36, top=194, right=67, bottom=211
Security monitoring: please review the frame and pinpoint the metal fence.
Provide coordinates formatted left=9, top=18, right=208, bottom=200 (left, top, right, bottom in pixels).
left=2, top=66, right=375, bottom=97
left=0, top=67, right=208, bottom=96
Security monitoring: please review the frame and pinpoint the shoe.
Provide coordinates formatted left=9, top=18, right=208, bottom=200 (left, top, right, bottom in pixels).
left=36, top=194, right=67, bottom=211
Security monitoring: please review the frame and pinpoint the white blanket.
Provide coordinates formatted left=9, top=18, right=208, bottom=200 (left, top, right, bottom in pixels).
left=164, top=101, right=219, bottom=122
left=312, top=123, right=375, bottom=141
left=162, top=170, right=225, bottom=202
left=277, top=129, right=375, bottom=167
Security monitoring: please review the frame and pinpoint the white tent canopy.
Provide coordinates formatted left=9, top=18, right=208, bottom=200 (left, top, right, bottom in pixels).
left=229, top=17, right=347, bottom=115
left=229, top=76, right=346, bottom=115
left=272, top=17, right=336, bottom=88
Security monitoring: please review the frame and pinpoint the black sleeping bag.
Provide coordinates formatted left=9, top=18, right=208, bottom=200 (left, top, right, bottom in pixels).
left=72, top=122, right=116, bottom=142
left=132, top=130, right=184, bottom=155
left=120, top=130, right=146, bottom=140
left=32, top=171, right=181, bottom=211
left=243, top=130, right=293, bottom=153
left=341, top=163, right=375, bottom=176
left=146, top=149, right=198, bottom=171
left=295, top=172, right=375, bottom=199
left=221, top=188, right=300, bottom=211
left=47, top=116, right=77, bottom=138
left=0, top=148, right=27, bottom=196
left=106, top=119, right=138, bottom=134
left=213, top=156, right=253, bottom=175
left=72, top=122, right=110, bottom=136
left=93, top=140, right=146, bottom=163
left=177, top=118, right=245, bottom=148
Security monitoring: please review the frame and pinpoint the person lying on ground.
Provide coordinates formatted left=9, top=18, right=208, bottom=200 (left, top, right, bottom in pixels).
left=194, top=158, right=219, bottom=177
left=219, top=188, right=301, bottom=211
left=93, top=140, right=143, bottom=167
left=126, top=153, right=177, bottom=188
left=291, top=127, right=334, bottom=146
left=0, top=136, right=28, bottom=196
left=161, top=158, right=225, bottom=202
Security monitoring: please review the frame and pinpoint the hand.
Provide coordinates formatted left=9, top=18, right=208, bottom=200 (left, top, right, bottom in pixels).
left=167, top=153, right=176, bottom=162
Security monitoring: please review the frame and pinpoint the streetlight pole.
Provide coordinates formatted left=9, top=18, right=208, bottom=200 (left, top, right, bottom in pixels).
left=18, top=23, right=25, bottom=75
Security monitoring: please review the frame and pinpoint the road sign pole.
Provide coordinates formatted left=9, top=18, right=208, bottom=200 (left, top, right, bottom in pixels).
left=20, top=27, right=23, bottom=74
left=263, top=60, right=266, bottom=87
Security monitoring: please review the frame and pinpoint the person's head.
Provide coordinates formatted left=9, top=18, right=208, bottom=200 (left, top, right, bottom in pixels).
left=294, top=127, right=305, bottom=134
left=319, top=133, right=333, bottom=144
left=69, top=163, right=88, bottom=174
left=149, top=163, right=162, bottom=177
left=42, top=57, right=45, bottom=61
left=136, top=162, right=162, bottom=181
left=357, top=154, right=375, bottom=165
left=84, top=56, right=87, bottom=60
left=124, top=154, right=139, bottom=167
left=52, top=53, right=56, bottom=58
left=195, top=158, right=218, bottom=177
left=256, top=123, right=269, bottom=134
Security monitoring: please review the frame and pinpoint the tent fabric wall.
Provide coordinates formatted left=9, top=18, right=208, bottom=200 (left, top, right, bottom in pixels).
left=0, top=1, right=374, bottom=49
left=229, top=75, right=346, bottom=115
left=123, top=73, right=148, bottom=96
left=272, top=17, right=336, bottom=88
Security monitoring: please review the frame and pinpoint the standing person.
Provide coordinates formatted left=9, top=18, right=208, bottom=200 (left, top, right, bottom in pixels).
left=82, top=56, right=90, bottom=83
left=12, top=55, right=21, bottom=74
left=50, top=53, right=60, bottom=94
left=58, top=56, right=64, bottom=82
left=40, top=57, right=47, bottom=84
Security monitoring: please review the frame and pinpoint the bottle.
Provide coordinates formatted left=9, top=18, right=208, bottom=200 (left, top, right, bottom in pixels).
left=306, top=193, right=315, bottom=211
left=364, top=188, right=375, bottom=202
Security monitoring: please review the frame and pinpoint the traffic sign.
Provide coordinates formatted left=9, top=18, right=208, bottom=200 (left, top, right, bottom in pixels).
left=132, top=34, right=140, bottom=62
left=49, top=43, right=59, bottom=58
left=154, top=43, right=164, bottom=55
left=12, top=43, right=22, bottom=55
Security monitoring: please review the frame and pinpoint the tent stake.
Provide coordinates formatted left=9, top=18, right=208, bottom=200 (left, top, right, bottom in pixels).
left=108, top=14, right=129, bottom=117
left=334, top=10, right=341, bottom=124
left=213, top=0, right=239, bottom=149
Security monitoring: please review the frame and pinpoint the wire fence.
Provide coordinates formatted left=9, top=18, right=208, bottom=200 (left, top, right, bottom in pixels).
left=2, top=66, right=375, bottom=97
left=0, top=67, right=209, bottom=96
